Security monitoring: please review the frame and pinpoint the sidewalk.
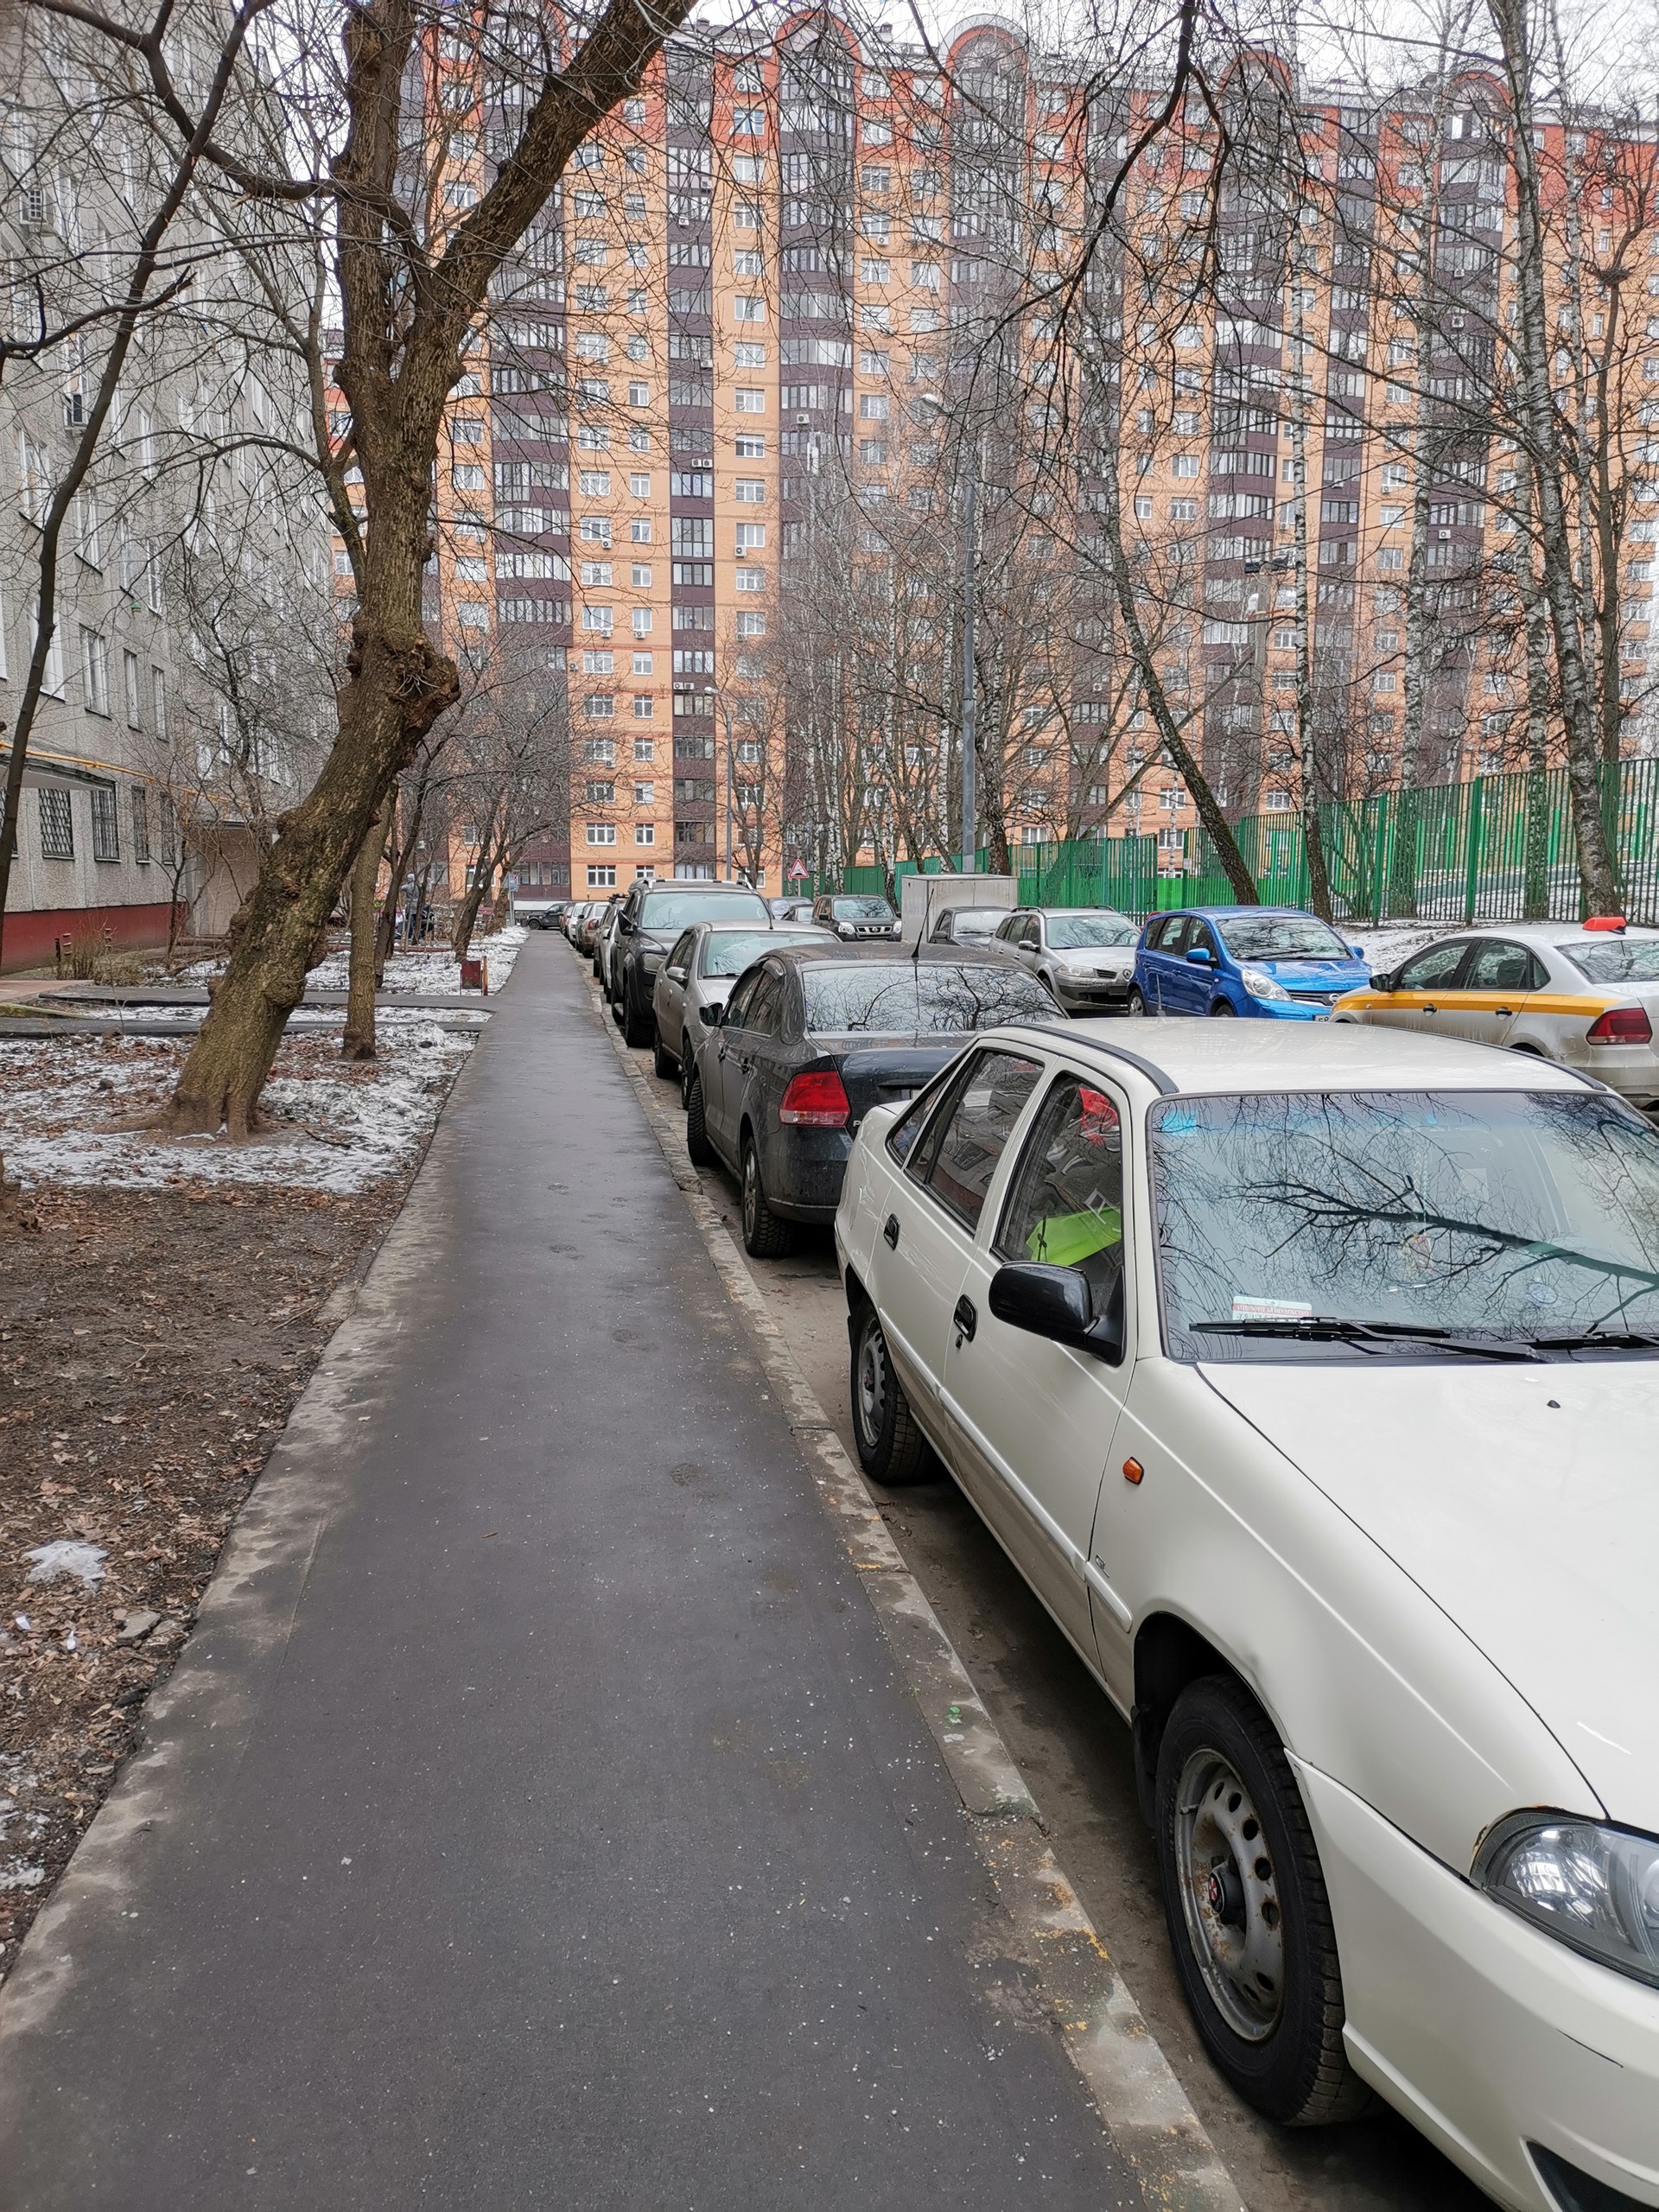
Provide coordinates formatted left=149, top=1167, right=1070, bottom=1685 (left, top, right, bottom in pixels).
left=0, top=940, right=1140, bottom=2209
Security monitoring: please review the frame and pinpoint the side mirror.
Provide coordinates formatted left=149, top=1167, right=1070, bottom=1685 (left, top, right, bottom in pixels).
left=1185, top=945, right=1214, bottom=966
left=988, top=1262, right=1124, bottom=1364
left=1349, top=944, right=1365, bottom=959
left=698, top=1001, right=721, bottom=1027
left=666, top=965, right=687, bottom=984
left=1370, top=970, right=1395, bottom=992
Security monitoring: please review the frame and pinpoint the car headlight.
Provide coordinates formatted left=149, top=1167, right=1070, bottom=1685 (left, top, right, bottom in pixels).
left=1475, top=1814, right=1659, bottom=1989
left=1239, top=964, right=1290, bottom=1001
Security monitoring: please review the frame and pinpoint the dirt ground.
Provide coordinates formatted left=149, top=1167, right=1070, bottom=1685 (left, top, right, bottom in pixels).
left=0, top=1179, right=400, bottom=1977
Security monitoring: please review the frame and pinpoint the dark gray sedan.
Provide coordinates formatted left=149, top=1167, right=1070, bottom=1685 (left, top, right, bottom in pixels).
left=683, top=947, right=1060, bottom=1256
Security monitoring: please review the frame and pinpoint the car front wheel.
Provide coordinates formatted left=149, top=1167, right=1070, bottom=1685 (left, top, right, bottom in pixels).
left=740, top=1134, right=795, bottom=1258
left=1209, top=999, right=1236, bottom=1016
left=1154, top=1676, right=1371, bottom=2127
left=849, top=1303, right=928, bottom=1484
left=1126, top=987, right=1147, bottom=1017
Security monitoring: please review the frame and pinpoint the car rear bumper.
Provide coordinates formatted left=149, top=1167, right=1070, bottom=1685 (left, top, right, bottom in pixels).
left=1296, top=1759, right=1659, bottom=2212
left=763, top=1127, right=854, bottom=1221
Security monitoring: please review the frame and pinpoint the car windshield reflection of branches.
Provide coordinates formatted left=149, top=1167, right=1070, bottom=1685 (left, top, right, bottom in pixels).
left=1150, top=1091, right=1659, bottom=1359
left=803, top=964, right=1052, bottom=1036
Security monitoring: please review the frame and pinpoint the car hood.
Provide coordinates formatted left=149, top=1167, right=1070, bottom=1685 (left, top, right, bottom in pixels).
left=1199, top=1359, right=1659, bottom=1832
left=1250, top=957, right=1371, bottom=988
left=1055, top=946, right=1135, bottom=968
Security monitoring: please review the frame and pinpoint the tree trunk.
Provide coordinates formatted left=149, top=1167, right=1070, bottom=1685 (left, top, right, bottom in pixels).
left=1488, top=0, right=1620, bottom=914
left=165, top=622, right=457, bottom=1135
left=342, top=791, right=393, bottom=1062
left=1287, top=283, right=1333, bottom=922
left=375, top=787, right=423, bottom=984
left=450, top=852, right=494, bottom=962
left=1091, top=416, right=1258, bottom=901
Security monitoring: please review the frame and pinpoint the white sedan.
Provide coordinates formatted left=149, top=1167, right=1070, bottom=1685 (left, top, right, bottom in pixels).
left=835, top=1018, right=1659, bottom=2211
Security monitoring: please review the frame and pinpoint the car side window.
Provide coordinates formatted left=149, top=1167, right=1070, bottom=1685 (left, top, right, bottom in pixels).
left=1465, top=940, right=1534, bottom=992
left=996, top=1077, right=1127, bottom=1313
left=1188, top=920, right=1219, bottom=958
left=667, top=931, right=695, bottom=977
left=1396, top=940, right=1471, bottom=993
left=744, top=968, right=783, bottom=1034
left=1159, top=917, right=1192, bottom=956
left=916, top=1051, right=1045, bottom=1233
left=723, top=971, right=762, bottom=1029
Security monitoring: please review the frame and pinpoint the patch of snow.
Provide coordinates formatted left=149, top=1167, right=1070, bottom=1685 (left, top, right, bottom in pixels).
left=1344, top=923, right=1450, bottom=974
left=0, top=1861, right=47, bottom=1891
left=24, top=1541, right=107, bottom=1588
left=183, top=924, right=529, bottom=999
left=0, top=1022, right=477, bottom=1194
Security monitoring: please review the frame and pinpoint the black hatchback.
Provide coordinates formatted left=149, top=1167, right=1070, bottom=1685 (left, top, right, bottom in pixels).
left=684, top=947, right=1060, bottom=1255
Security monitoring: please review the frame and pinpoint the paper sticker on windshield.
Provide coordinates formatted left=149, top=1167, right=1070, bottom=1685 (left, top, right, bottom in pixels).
left=1231, top=1295, right=1313, bottom=1321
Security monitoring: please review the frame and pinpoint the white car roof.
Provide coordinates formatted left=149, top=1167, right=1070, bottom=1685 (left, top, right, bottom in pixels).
left=1452, top=920, right=1659, bottom=944
left=998, top=1015, right=1592, bottom=1097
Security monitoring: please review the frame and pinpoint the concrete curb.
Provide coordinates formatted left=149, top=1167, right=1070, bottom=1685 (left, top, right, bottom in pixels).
left=589, top=975, right=1246, bottom=2212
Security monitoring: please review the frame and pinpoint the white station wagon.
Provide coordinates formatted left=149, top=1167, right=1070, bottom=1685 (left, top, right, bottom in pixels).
left=834, top=1019, right=1659, bottom=2212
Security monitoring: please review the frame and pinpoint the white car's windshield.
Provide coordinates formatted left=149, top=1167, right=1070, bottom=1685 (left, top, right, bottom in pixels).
left=1559, top=938, right=1659, bottom=983
left=699, top=929, right=821, bottom=978
left=1047, top=915, right=1137, bottom=949
left=1217, top=917, right=1354, bottom=962
left=938, top=909, right=1002, bottom=940
left=1150, top=1089, right=1659, bottom=1360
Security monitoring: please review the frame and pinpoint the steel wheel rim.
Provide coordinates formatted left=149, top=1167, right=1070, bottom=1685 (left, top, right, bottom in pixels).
left=1173, top=1748, right=1286, bottom=2044
left=855, top=1317, right=887, bottom=1444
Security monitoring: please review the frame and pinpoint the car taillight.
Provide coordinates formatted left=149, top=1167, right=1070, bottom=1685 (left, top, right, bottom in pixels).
left=1586, top=1005, right=1653, bottom=1043
left=779, top=1070, right=851, bottom=1127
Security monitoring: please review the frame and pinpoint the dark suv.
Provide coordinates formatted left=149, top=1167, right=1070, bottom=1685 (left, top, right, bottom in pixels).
left=611, top=880, right=772, bottom=1045
left=811, top=893, right=900, bottom=942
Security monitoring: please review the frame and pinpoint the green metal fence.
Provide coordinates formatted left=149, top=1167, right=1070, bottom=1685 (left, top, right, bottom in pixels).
left=803, top=758, right=1659, bottom=925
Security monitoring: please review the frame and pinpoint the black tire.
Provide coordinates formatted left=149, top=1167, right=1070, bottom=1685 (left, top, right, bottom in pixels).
left=740, top=1133, right=796, bottom=1258
left=621, top=969, right=653, bottom=1048
left=1154, top=1676, right=1372, bottom=2127
left=681, top=1051, right=697, bottom=1111
left=848, top=1301, right=928, bottom=1484
left=685, top=1075, right=715, bottom=1166
left=1209, top=999, right=1236, bottom=1016
left=1127, top=987, right=1147, bottom=1017
left=652, top=1026, right=677, bottom=1080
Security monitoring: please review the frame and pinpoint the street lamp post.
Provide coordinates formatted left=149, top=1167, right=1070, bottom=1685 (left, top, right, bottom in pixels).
left=917, top=393, right=976, bottom=873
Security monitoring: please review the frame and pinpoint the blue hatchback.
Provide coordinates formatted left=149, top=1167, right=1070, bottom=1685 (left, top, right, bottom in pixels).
left=1129, top=906, right=1370, bottom=1019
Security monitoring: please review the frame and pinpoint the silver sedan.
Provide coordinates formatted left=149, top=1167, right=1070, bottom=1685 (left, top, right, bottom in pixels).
left=994, top=906, right=1141, bottom=1014
left=652, top=921, right=829, bottom=1093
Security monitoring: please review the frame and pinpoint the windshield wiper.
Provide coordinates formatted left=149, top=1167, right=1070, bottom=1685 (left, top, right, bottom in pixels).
left=1523, top=1329, right=1659, bottom=1353
left=1190, top=1317, right=1544, bottom=1361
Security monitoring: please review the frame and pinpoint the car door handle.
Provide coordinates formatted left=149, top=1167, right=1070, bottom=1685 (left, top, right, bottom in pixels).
left=883, top=1212, right=900, bottom=1249
left=1421, top=1003, right=1438, bottom=1014
left=952, top=1294, right=977, bottom=1344
left=1495, top=1006, right=1514, bottom=1017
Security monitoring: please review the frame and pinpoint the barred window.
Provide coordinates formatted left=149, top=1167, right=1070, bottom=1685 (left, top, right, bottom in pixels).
left=91, top=783, right=120, bottom=861
left=131, top=785, right=150, bottom=862
left=40, top=786, right=73, bottom=861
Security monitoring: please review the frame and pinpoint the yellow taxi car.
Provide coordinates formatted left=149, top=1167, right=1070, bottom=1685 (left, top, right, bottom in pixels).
left=1332, top=918, right=1659, bottom=1107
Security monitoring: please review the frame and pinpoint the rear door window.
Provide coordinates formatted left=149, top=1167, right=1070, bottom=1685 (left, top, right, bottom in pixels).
left=1465, top=940, right=1535, bottom=993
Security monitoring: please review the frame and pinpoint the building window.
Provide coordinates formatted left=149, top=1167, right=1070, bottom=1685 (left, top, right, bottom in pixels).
left=735, top=612, right=766, bottom=638
left=91, top=783, right=120, bottom=861
left=735, top=388, right=766, bottom=413
left=734, top=296, right=766, bottom=323
left=39, top=786, right=74, bottom=861
left=633, top=696, right=654, bottom=719
left=587, top=864, right=617, bottom=887
left=132, top=785, right=151, bottom=862
left=123, top=649, right=142, bottom=728
left=79, top=626, right=110, bottom=715
left=586, top=823, right=617, bottom=845
left=636, top=823, right=655, bottom=845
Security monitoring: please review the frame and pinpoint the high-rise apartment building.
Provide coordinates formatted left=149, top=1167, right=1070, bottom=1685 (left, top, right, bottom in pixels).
left=398, top=17, right=1657, bottom=900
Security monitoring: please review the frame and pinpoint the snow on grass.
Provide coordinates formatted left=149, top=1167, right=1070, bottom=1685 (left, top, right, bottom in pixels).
left=0, top=1020, right=477, bottom=1194
left=23, top=1543, right=107, bottom=1588
left=179, top=923, right=527, bottom=999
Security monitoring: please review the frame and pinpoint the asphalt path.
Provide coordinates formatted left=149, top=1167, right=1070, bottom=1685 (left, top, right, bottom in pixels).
left=0, top=940, right=1140, bottom=2210
left=624, top=996, right=1496, bottom=2212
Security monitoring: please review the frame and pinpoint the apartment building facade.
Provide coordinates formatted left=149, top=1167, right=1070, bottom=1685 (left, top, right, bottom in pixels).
left=407, top=14, right=1657, bottom=899
left=0, top=13, right=333, bottom=970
